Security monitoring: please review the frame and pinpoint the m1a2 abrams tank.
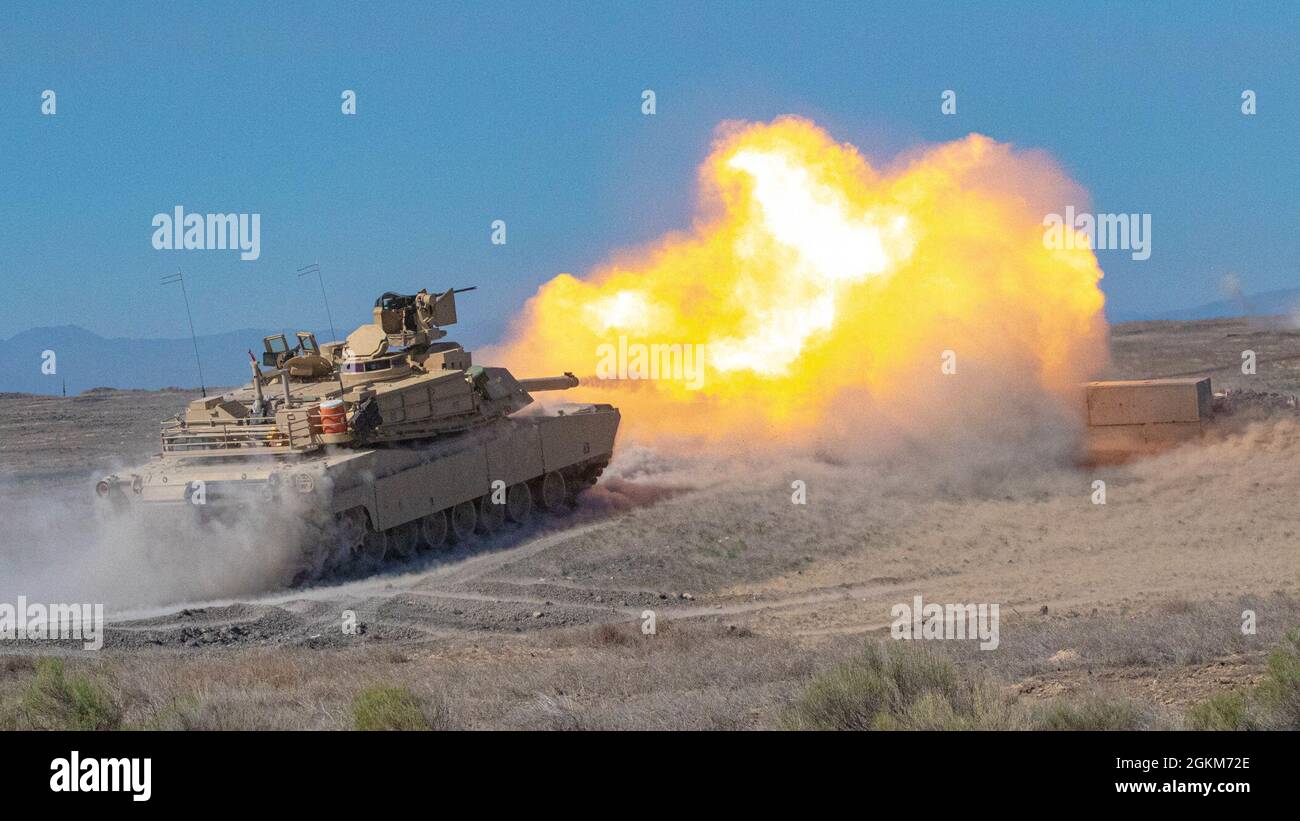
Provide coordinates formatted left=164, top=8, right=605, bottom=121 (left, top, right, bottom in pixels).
left=94, top=287, right=620, bottom=583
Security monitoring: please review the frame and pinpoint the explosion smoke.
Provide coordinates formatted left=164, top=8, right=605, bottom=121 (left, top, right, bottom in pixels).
left=492, top=117, right=1108, bottom=457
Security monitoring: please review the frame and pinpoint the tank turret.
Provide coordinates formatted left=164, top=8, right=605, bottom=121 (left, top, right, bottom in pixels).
left=159, top=287, right=583, bottom=453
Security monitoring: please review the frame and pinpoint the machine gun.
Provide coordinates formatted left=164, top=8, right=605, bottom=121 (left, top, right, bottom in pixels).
left=372, top=287, right=477, bottom=348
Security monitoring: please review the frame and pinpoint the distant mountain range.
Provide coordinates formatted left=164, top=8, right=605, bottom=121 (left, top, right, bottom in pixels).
left=1105, top=287, right=1300, bottom=323
left=0, top=325, right=313, bottom=395
left=3, top=289, right=1298, bottom=394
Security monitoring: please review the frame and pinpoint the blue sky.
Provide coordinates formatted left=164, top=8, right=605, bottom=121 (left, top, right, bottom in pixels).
left=1, top=1, right=1296, bottom=348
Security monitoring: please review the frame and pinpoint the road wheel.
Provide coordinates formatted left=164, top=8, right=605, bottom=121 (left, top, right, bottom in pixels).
left=292, top=518, right=333, bottom=585
left=477, top=495, right=506, bottom=534
left=358, top=516, right=388, bottom=569
left=321, top=510, right=365, bottom=576
left=335, top=509, right=367, bottom=554
left=505, top=483, right=532, bottom=524
left=420, top=509, right=448, bottom=549
left=539, top=471, right=568, bottom=514
left=387, top=520, right=421, bottom=559
left=448, top=501, right=477, bottom=543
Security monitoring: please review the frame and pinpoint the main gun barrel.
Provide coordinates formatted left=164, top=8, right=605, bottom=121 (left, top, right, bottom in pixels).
left=518, top=373, right=580, bottom=392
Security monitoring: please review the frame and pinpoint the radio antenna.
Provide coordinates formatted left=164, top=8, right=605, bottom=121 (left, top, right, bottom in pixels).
left=161, top=271, right=207, bottom=397
left=297, top=262, right=338, bottom=343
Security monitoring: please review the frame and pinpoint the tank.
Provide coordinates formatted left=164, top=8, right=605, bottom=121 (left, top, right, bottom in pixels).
left=93, top=287, right=620, bottom=583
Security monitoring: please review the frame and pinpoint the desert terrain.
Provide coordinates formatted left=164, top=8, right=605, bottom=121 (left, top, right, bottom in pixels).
left=0, top=316, right=1297, bottom=729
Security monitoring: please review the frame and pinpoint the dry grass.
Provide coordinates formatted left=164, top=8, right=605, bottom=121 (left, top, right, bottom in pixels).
left=4, top=658, right=122, bottom=731
left=782, top=641, right=1006, bottom=730
left=1035, top=698, right=1157, bottom=730
left=1187, top=627, right=1300, bottom=730
left=939, top=593, right=1300, bottom=681
left=352, top=685, right=451, bottom=731
left=2, top=604, right=1295, bottom=730
left=0, top=623, right=845, bottom=730
left=782, top=641, right=1165, bottom=730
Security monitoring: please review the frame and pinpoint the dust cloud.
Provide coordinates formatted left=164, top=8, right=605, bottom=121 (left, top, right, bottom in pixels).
left=0, top=483, right=320, bottom=611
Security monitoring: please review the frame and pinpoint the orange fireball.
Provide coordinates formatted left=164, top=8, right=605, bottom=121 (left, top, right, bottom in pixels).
left=489, top=116, right=1107, bottom=450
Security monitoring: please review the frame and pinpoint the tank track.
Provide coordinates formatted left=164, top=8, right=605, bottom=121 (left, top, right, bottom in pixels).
left=289, top=457, right=609, bottom=586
